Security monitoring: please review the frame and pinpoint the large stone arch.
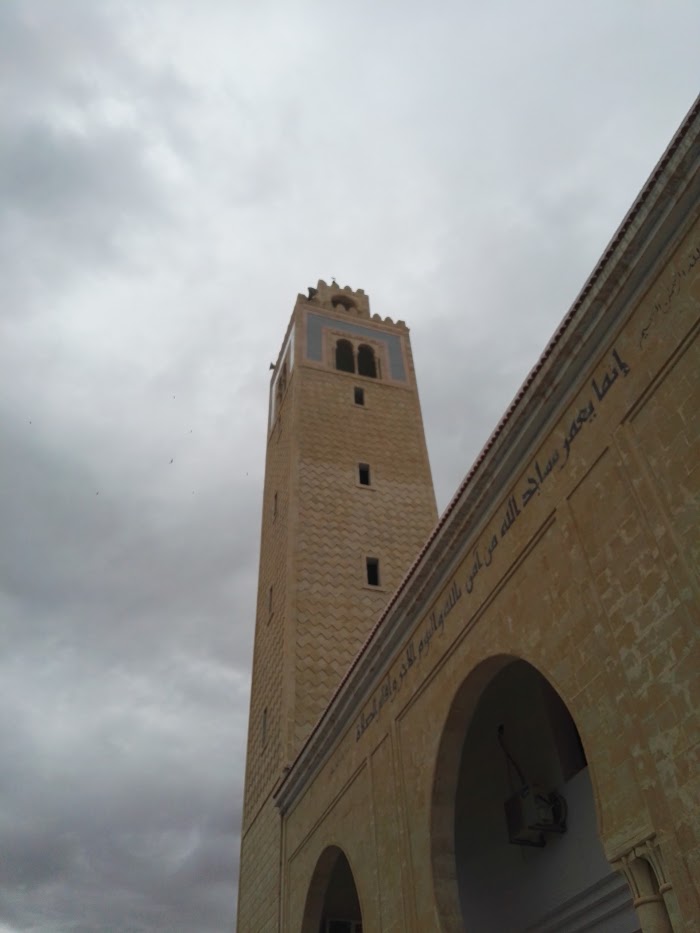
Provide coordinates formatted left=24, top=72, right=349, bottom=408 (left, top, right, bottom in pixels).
left=301, top=844, right=364, bottom=933
left=430, top=653, right=642, bottom=933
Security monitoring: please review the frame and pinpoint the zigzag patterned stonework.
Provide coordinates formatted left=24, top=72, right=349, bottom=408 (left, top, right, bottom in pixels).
left=237, top=284, right=438, bottom=930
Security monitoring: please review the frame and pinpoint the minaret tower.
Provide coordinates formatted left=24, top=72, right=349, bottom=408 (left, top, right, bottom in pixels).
left=237, top=281, right=438, bottom=931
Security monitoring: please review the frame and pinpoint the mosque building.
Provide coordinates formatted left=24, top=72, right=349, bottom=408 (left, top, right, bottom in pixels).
left=237, top=96, right=700, bottom=932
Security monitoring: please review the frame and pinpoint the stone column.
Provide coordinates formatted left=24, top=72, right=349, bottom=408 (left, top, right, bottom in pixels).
left=636, top=837, right=682, bottom=931
left=615, top=851, right=673, bottom=933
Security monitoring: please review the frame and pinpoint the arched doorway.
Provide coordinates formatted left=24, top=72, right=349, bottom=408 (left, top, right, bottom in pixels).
left=301, top=845, right=363, bottom=933
left=432, top=656, right=641, bottom=932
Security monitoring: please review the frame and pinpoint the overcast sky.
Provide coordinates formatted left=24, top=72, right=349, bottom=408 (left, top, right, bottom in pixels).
left=0, top=2, right=698, bottom=930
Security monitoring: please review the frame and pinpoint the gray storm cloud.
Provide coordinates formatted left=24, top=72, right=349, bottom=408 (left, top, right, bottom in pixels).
left=0, top=0, right=698, bottom=929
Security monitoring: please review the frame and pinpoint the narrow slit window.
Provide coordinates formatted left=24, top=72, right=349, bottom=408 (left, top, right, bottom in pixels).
left=275, top=360, right=288, bottom=411
left=268, top=585, right=273, bottom=614
left=262, top=707, right=268, bottom=747
left=366, top=557, right=380, bottom=587
left=354, top=386, right=365, bottom=406
left=358, top=463, right=370, bottom=486
left=273, top=492, right=278, bottom=519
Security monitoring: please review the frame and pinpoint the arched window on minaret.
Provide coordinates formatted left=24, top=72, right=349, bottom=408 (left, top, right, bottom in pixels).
left=335, top=339, right=355, bottom=373
left=357, top=344, right=377, bottom=378
left=331, top=295, right=356, bottom=311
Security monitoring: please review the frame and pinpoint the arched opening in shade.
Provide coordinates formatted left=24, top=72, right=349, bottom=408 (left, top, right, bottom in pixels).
left=335, top=339, right=355, bottom=373
left=301, top=846, right=363, bottom=933
left=431, top=656, right=641, bottom=933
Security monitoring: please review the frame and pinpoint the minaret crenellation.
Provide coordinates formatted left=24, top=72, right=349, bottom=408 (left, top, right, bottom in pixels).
left=298, top=278, right=371, bottom=318
left=294, top=280, right=408, bottom=331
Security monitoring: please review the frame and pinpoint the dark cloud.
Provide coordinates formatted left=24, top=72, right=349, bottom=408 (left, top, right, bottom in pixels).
left=0, top=122, right=158, bottom=216
left=1, top=0, right=698, bottom=930
left=0, top=0, right=197, bottom=324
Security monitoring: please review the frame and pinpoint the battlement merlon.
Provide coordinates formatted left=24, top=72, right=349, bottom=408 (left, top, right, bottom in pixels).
left=293, top=280, right=408, bottom=331
left=296, top=279, right=370, bottom=317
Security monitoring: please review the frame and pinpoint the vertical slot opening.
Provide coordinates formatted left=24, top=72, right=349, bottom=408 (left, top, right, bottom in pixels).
left=366, top=558, right=380, bottom=587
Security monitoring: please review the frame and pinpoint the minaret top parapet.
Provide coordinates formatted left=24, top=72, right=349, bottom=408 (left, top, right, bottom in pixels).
left=296, top=279, right=406, bottom=329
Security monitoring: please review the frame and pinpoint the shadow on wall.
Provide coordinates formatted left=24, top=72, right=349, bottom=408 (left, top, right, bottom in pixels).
left=449, top=660, right=639, bottom=932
